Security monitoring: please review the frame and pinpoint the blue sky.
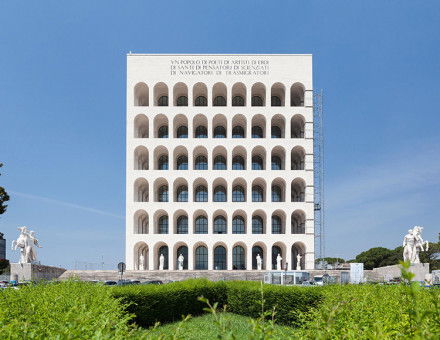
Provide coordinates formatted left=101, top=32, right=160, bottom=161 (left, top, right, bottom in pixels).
left=1, top=1, right=439, bottom=268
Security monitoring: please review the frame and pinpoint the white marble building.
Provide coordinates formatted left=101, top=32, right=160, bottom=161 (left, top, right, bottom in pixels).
left=126, top=54, right=315, bottom=271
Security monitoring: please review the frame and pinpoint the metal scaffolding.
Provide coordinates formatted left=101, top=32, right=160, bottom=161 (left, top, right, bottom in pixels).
left=313, top=89, right=325, bottom=264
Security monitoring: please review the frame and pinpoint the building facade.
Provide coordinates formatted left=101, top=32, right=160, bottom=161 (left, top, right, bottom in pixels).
left=126, top=54, right=315, bottom=271
left=0, top=232, right=5, bottom=260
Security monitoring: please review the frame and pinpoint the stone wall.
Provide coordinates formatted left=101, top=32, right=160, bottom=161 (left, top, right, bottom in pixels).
left=10, top=263, right=66, bottom=282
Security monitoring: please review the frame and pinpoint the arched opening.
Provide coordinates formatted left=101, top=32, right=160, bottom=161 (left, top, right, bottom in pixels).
left=213, top=210, right=227, bottom=234
left=251, top=146, right=266, bottom=170
left=232, top=210, right=246, bottom=234
left=232, top=244, right=246, bottom=270
left=291, top=146, right=305, bottom=170
left=291, top=178, right=306, bottom=202
left=212, top=82, right=227, bottom=106
left=154, top=178, right=169, bottom=202
left=193, top=114, right=208, bottom=138
left=157, top=244, right=169, bottom=269
left=194, top=210, right=208, bottom=234
left=213, top=244, right=227, bottom=270
left=174, top=212, right=188, bottom=234
left=134, top=114, right=149, bottom=138
left=193, top=146, right=208, bottom=170
left=271, top=146, right=285, bottom=170
left=232, top=114, right=246, bottom=138
left=213, top=178, right=227, bottom=202
left=213, top=114, right=227, bottom=138
left=153, top=210, right=168, bottom=234
left=194, top=244, right=208, bottom=269
left=231, top=82, right=246, bottom=106
left=232, top=146, right=246, bottom=170
left=173, top=146, right=188, bottom=170
left=271, top=243, right=286, bottom=270
left=251, top=83, right=266, bottom=106
left=134, top=146, right=148, bottom=170
left=175, top=245, right=188, bottom=269
left=292, top=242, right=306, bottom=270
left=134, top=82, right=149, bottom=106
left=271, top=210, right=286, bottom=234
left=173, top=178, right=188, bottom=202
left=271, top=83, right=285, bottom=106
left=252, top=243, right=266, bottom=269
left=134, top=210, right=148, bottom=234
left=232, top=177, right=246, bottom=202
left=193, top=82, right=208, bottom=106
left=271, top=178, right=286, bottom=202
left=194, top=178, right=208, bottom=202
left=134, top=242, right=149, bottom=270
left=173, top=82, right=188, bottom=106
left=173, top=114, right=188, bottom=138
left=154, top=114, right=169, bottom=138
left=252, top=178, right=266, bottom=202
left=291, top=115, right=305, bottom=138
left=213, top=146, right=227, bottom=170
left=271, top=114, right=285, bottom=138
left=134, top=178, right=148, bottom=202
left=154, top=82, right=168, bottom=106
left=291, top=210, right=306, bottom=234
left=290, top=83, right=305, bottom=107
left=251, top=114, right=266, bottom=138
left=154, top=146, right=169, bottom=171
left=252, top=210, right=266, bottom=234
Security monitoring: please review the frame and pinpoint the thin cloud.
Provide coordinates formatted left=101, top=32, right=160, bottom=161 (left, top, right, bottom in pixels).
left=10, top=191, right=124, bottom=219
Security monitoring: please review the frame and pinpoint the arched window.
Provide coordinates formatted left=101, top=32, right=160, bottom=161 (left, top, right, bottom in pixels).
left=158, top=96, right=168, bottom=106
left=213, top=126, right=226, bottom=138
left=271, top=246, right=281, bottom=270
left=272, top=185, right=282, bottom=202
left=232, top=126, right=245, bottom=138
left=292, top=214, right=305, bottom=234
left=176, top=186, right=188, bottom=202
left=176, top=216, right=188, bottom=234
left=213, top=155, right=227, bottom=170
left=195, top=246, right=208, bottom=269
left=214, top=246, right=226, bottom=270
left=252, top=126, right=263, bottom=138
left=176, top=96, right=188, bottom=106
left=195, top=96, right=207, bottom=106
left=158, top=185, right=168, bottom=202
left=252, top=246, right=264, bottom=269
left=232, top=186, right=245, bottom=202
left=176, top=246, right=188, bottom=269
left=176, top=155, right=188, bottom=170
left=213, top=96, right=226, bottom=106
left=176, top=126, right=188, bottom=138
left=232, top=216, right=245, bottom=234
left=272, top=215, right=282, bottom=234
left=232, top=96, right=244, bottom=106
left=195, top=216, right=208, bottom=234
left=195, top=185, right=208, bottom=202
left=252, top=186, right=264, bottom=202
left=233, top=246, right=245, bottom=270
left=252, top=216, right=263, bottom=234
left=232, top=156, right=245, bottom=170
left=252, top=96, right=263, bottom=106
left=271, top=96, right=281, bottom=106
left=252, top=156, right=263, bottom=170
left=271, top=126, right=282, bottom=138
left=136, top=214, right=148, bottom=234
left=214, top=216, right=227, bottom=234
left=158, top=155, right=168, bottom=170
left=158, top=245, right=169, bottom=269
left=158, top=125, right=168, bottom=138
left=213, top=186, right=227, bottom=202
left=271, top=156, right=282, bottom=170
left=194, top=155, right=208, bottom=170
left=195, top=125, right=208, bottom=138
left=158, top=216, right=168, bottom=234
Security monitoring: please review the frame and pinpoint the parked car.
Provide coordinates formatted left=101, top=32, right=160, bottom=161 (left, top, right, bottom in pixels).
left=104, top=280, right=117, bottom=286
left=141, top=280, right=163, bottom=285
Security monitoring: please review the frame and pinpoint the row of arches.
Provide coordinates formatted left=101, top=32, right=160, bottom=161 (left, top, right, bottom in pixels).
left=134, top=241, right=307, bottom=270
left=133, top=209, right=306, bottom=235
left=134, top=146, right=306, bottom=171
left=134, top=82, right=306, bottom=107
left=134, top=114, right=305, bottom=139
left=134, top=177, right=306, bottom=203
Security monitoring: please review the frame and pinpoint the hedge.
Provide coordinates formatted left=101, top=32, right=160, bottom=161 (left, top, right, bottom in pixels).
left=112, top=279, right=322, bottom=327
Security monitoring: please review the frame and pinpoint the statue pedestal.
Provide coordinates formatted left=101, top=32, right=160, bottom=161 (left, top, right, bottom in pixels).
left=371, top=263, right=430, bottom=282
left=10, top=263, right=66, bottom=282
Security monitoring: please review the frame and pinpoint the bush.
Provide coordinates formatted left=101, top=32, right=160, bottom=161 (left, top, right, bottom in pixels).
left=225, top=281, right=322, bottom=326
left=0, top=280, right=142, bottom=339
left=111, top=279, right=227, bottom=328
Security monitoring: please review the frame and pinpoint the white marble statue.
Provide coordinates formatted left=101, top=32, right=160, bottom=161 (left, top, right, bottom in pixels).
left=256, top=254, right=262, bottom=270
left=296, top=254, right=302, bottom=270
left=11, top=226, right=42, bottom=264
left=138, top=253, right=145, bottom=270
left=159, top=253, right=165, bottom=270
left=178, top=253, right=184, bottom=270
left=276, top=254, right=282, bottom=271
left=403, top=226, right=429, bottom=264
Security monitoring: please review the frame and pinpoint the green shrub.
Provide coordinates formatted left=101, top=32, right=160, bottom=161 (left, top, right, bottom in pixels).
left=111, top=279, right=227, bottom=328
left=0, top=280, right=142, bottom=339
left=225, top=281, right=322, bottom=326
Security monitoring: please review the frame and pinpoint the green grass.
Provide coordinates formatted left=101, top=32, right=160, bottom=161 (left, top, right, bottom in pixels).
left=144, top=313, right=297, bottom=339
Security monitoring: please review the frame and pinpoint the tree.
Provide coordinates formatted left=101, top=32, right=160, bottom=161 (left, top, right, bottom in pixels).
left=354, top=247, right=395, bottom=270
left=315, top=257, right=345, bottom=265
left=0, top=163, right=9, bottom=215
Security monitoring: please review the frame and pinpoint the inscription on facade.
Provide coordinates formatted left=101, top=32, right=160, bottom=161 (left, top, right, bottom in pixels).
left=170, top=58, right=270, bottom=76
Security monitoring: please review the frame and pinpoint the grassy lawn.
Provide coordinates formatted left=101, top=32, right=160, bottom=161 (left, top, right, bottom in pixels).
left=145, top=312, right=298, bottom=339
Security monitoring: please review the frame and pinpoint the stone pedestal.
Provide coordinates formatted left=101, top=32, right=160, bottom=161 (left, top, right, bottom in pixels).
left=371, top=263, right=430, bottom=282
left=10, top=263, right=66, bottom=282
